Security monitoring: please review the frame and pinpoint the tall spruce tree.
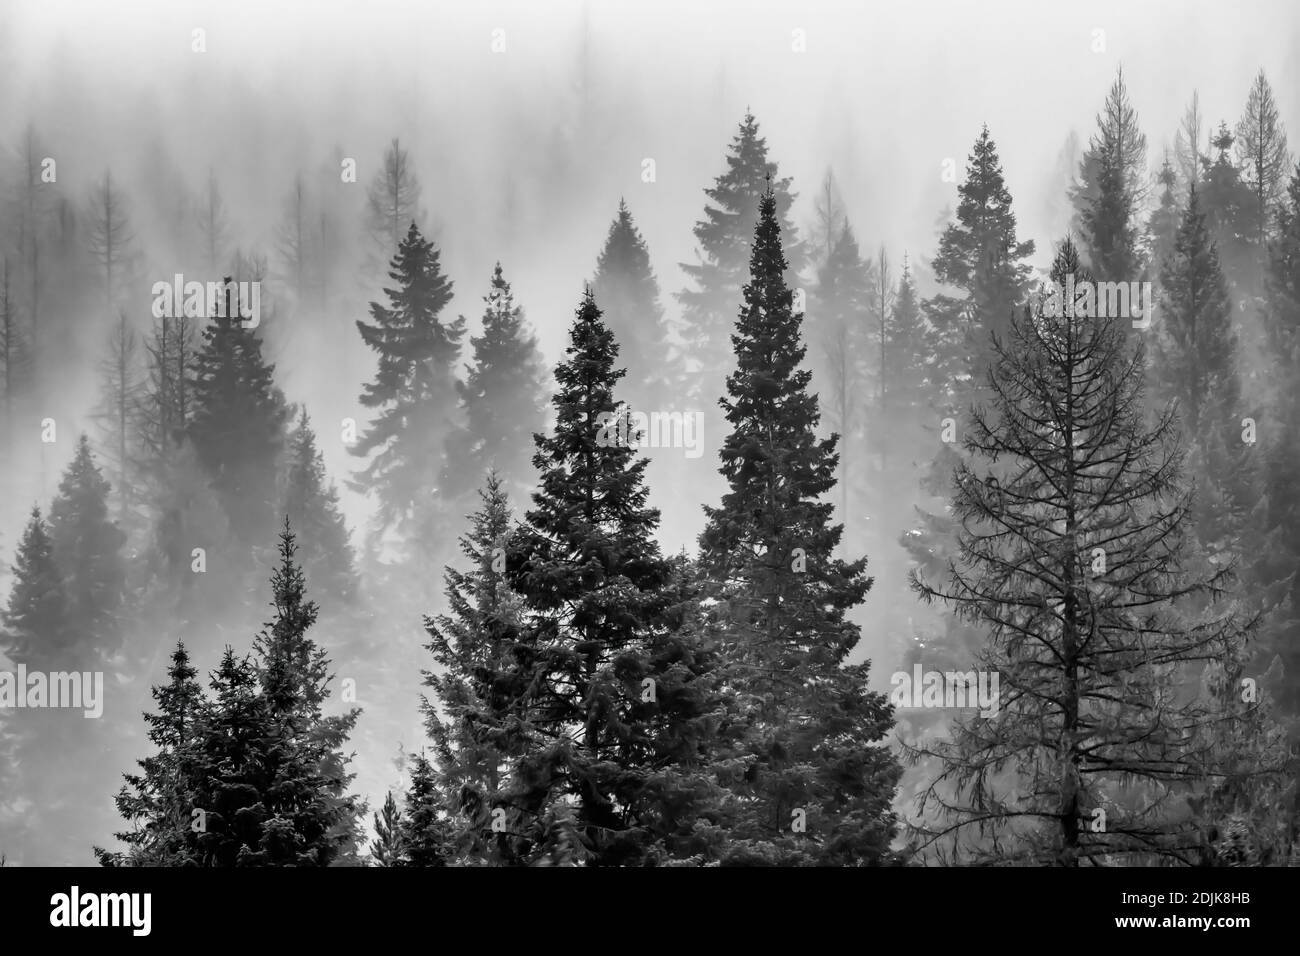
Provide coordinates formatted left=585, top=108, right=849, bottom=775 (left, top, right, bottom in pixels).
left=91, top=311, right=145, bottom=526
left=698, top=189, right=901, bottom=865
left=1258, top=162, right=1300, bottom=727
left=591, top=200, right=675, bottom=414
left=351, top=223, right=464, bottom=555
left=283, top=409, right=357, bottom=603
left=1151, top=185, right=1251, bottom=554
left=188, top=282, right=289, bottom=548
left=95, top=642, right=205, bottom=866
left=185, top=523, right=363, bottom=866
left=907, top=239, right=1282, bottom=865
left=443, top=264, right=547, bottom=505
left=47, top=434, right=127, bottom=663
left=1147, top=156, right=1182, bottom=276
left=418, top=474, right=528, bottom=864
left=678, top=112, right=803, bottom=405
left=503, top=291, right=727, bottom=865
left=809, top=221, right=873, bottom=522
left=1073, top=68, right=1149, bottom=282
left=926, top=125, right=1035, bottom=400
left=1236, top=70, right=1291, bottom=247
left=1, top=506, right=69, bottom=669
left=1200, top=122, right=1258, bottom=288
left=366, top=138, right=424, bottom=267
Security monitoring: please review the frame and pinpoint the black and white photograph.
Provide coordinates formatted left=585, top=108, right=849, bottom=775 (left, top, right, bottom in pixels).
left=0, top=0, right=1296, bottom=937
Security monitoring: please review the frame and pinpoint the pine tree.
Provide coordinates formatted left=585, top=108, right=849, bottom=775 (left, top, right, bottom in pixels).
left=193, top=170, right=230, bottom=275
left=275, top=173, right=319, bottom=305
left=1200, top=122, right=1258, bottom=286
left=1151, top=185, right=1251, bottom=554
left=95, top=642, right=205, bottom=866
left=187, top=523, right=363, bottom=866
left=1236, top=70, right=1291, bottom=247
left=444, top=264, right=547, bottom=505
left=678, top=112, right=803, bottom=405
left=807, top=167, right=847, bottom=274
left=1258, top=163, right=1300, bottom=726
left=366, top=138, right=424, bottom=264
left=698, top=189, right=900, bottom=865
left=188, top=281, right=290, bottom=548
left=0, top=254, right=30, bottom=459
left=1153, top=185, right=1240, bottom=438
left=505, top=291, right=727, bottom=865
left=283, top=409, right=357, bottom=602
left=809, top=221, right=873, bottom=522
left=927, top=125, right=1035, bottom=399
left=12, top=124, right=53, bottom=370
left=418, top=474, right=527, bottom=863
left=881, top=256, right=931, bottom=421
left=83, top=169, right=136, bottom=308
left=1073, top=68, right=1149, bottom=282
left=591, top=199, right=675, bottom=414
left=1175, top=90, right=1207, bottom=196
left=369, top=791, right=405, bottom=866
left=397, top=753, right=450, bottom=866
left=1147, top=155, right=1182, bottom=276
left=1, top=507, right=69, bottom=669
left=91, top=310, right=145, bottom=525
left=907, top=239, right=1282, bottom=865
left=47, top=434, right=127, bottom=663
left=351, top=223, right=464, bottom=555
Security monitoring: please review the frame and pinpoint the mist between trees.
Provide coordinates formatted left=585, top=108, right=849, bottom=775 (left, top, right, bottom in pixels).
left=1, top=5, right=1299, bottom=867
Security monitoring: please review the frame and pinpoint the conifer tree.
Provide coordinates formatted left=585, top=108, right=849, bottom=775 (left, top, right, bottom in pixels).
left=504, top=291, right=727, bottom=865
left=193, top=170, right=230, bottom=275
left=83, top=169, right=136, bottom=308
left=444, top=264, right=547, bottom=505
left=188, top=283, right=289, bottom=548
left=678, top=112, right=803, bottom=404
left=1236, top=70, right=1291, bottom=247
left=1, top=496, right=119, bottom=866
left=366, top=138, right=424, bottom=265
left=95, top=642, right=205, bottom=866
left=809, top=221, right=873, bottom=521
left=808, top=167, right=848, bottom=274
left=1147, top=156, right=1182, bottom=276
left=881, top=256, right=931, bottom=421
left=397, top=753, right=450, bottom=866
left=927, top=125, right=1035, bottom=398
left=418, top=474, right=527, bottom=863
left=351, top=223, right=464, bottom=554
left=1200, top=122, right=1257, bottom=286
left=698, top=189, right=900, bottom=865
left=591, top=200, right=675, bottom=414
left=187, top=523, right=363, bottom=866
left=47, top=434, right=127, bottom=662
left=91, top=311, right=145, bottom=525
left=0, top=254, right=31, bottom=467
left=283, top=409, right=357, bottom=602
left=908, top=239, right=1279, bottom=865
left=1151, top=185, right=1250, bottom=553
left=1175, top=91, right=1207, bottom=196
left=1258, top=163, right=1300, bottom=725
left=1, top=506, right=69, bottom=669
left=1073, top=69, right=1149, bottom=282
left=369, top=791, right=405, bottom=866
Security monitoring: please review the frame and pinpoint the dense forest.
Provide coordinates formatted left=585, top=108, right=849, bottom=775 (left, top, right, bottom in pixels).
left=1, top=2, right=1299, bottom=867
